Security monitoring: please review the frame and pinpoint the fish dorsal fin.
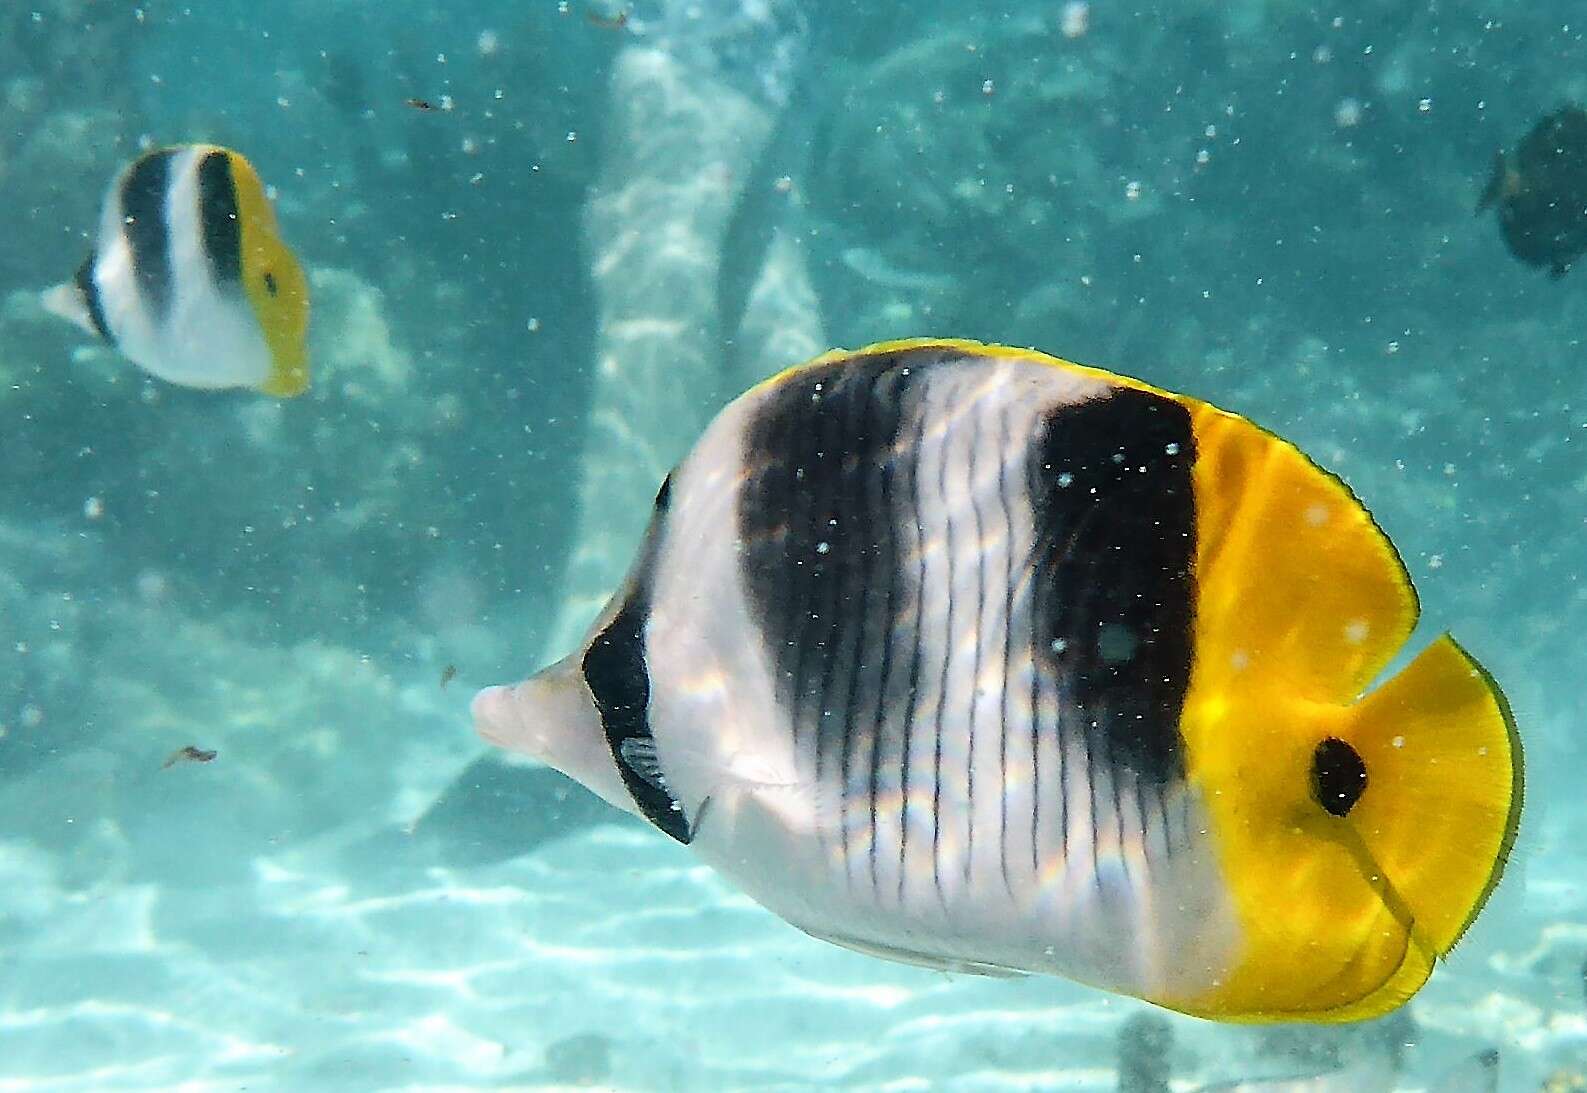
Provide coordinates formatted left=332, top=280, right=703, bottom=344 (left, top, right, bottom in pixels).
left=1183, top=400, right=1418, bottom=705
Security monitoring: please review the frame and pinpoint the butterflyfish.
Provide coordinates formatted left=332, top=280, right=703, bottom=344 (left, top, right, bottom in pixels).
left=43, top=144, right=310, bottom=396
left=474, top=339, right=1522, bottom=1023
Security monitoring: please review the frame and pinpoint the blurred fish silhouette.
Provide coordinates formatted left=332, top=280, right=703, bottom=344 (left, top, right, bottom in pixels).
left=1479, top=105, right=1587, bottom=278
left=44, top=144, right=311, bottom=396
left=475, top=339, right=1523, bottom=1022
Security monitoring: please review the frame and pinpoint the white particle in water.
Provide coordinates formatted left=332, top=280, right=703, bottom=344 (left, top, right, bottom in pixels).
left=815, top=542, right=830, bottom=555
left=1125, top=180, right=1142, bottom=200
left=1056, top=471, right=1074, bottom=488
left=1165, top=442, right=1180, bottom=455
left=982, top=79, right=995, bottom=96
left=1343, top=618, right=1370, bottom=645
left=1391, top=735, right=1405, bottom=748
left=1050, top=638, right=1068, bottom=654
left=83, top=496, right=104, bottom=520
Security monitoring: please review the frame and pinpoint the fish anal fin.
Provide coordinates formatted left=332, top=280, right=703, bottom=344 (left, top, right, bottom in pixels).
left=797, top=926, right=1028, bottom=978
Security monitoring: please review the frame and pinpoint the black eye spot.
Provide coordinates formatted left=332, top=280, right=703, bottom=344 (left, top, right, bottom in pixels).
left=263, top=271, right=278, bottom=296
left=1312, top=737, right=1368, bottom=817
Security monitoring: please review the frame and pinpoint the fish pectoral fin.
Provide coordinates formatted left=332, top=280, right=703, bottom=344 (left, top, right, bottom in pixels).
left=794, top=925, right=1029, bottom=978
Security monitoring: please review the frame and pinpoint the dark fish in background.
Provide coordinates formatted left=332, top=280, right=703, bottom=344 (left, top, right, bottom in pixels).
left=1479, top=105, right=1587, bottom=278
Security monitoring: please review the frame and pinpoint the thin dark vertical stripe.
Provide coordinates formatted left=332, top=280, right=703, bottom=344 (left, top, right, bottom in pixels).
left=818, top=375, right=875, bottom=866
left=996, top=404, right=1016, bottom=892
left=809, top=378, right=848, bottom=795
left=781, top=393, right=817, bottom=768
left=1027, top=442, right=1043, bottom=872
left=963, top=402, right=986, bottom=882
left=837, top=379, right=880, bottom=880
left=930, top=384, right=955, bottom=905
left=898, top=407, right=930, bottom=906
left=1086, top=716, right=1104, bottom=892
left=118, top=149, right=177, bottom=320
left=865, top=374, right=903, bottom=892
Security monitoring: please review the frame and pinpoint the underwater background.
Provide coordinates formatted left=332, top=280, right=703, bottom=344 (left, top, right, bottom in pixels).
left=1, top=0, right=1584, bottom=1088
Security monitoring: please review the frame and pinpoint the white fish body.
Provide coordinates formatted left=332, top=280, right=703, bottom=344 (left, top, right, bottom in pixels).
left=44, top=144, right=310, bottom=396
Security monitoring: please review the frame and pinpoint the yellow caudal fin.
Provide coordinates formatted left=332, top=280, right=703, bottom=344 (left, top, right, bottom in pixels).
left=1341, top=634, right=1522, bottom=960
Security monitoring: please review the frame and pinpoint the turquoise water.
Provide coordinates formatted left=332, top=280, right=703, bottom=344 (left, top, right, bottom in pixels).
left=1, top=1, right=1584, bottom=1088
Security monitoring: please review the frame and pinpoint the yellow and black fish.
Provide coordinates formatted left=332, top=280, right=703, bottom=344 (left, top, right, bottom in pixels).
left=474, top=339, right=1522, bottom=1023
left=44, top=144, right=310, bottom=396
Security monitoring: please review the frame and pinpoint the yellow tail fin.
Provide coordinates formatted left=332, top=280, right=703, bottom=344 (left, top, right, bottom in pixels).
left=1344, top=635, right=1523, bottom=960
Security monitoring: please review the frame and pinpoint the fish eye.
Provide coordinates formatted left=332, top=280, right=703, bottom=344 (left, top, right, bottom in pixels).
left=1311, top=736, right=1368, bottom=817
left=263, top=271, right=278, bottom=297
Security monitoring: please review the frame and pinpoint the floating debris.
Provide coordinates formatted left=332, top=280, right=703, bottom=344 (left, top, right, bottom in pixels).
left=1479, top=105, right=1587, bottom=278
left=404, top=97, right=437, bottom=112
left=440, top=663, right=457, bottom=689
left=162, top=745, right=217, bottom=769
left=586, top=8, right=630, bottom=31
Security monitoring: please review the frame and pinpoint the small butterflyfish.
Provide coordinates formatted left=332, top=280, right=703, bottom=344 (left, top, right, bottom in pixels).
left=473, top=339, right=1523, bottom=1023
left=43, top=144, right=310, bottom=396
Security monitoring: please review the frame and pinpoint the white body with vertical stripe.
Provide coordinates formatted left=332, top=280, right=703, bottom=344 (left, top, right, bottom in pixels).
left=50, top=145, right=272, bottom=390
left=477, top=345, right=1244, bottom=1002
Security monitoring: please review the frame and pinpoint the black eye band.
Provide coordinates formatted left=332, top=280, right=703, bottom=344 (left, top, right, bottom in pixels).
left=1312, top=737, right=1368, bottom=817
